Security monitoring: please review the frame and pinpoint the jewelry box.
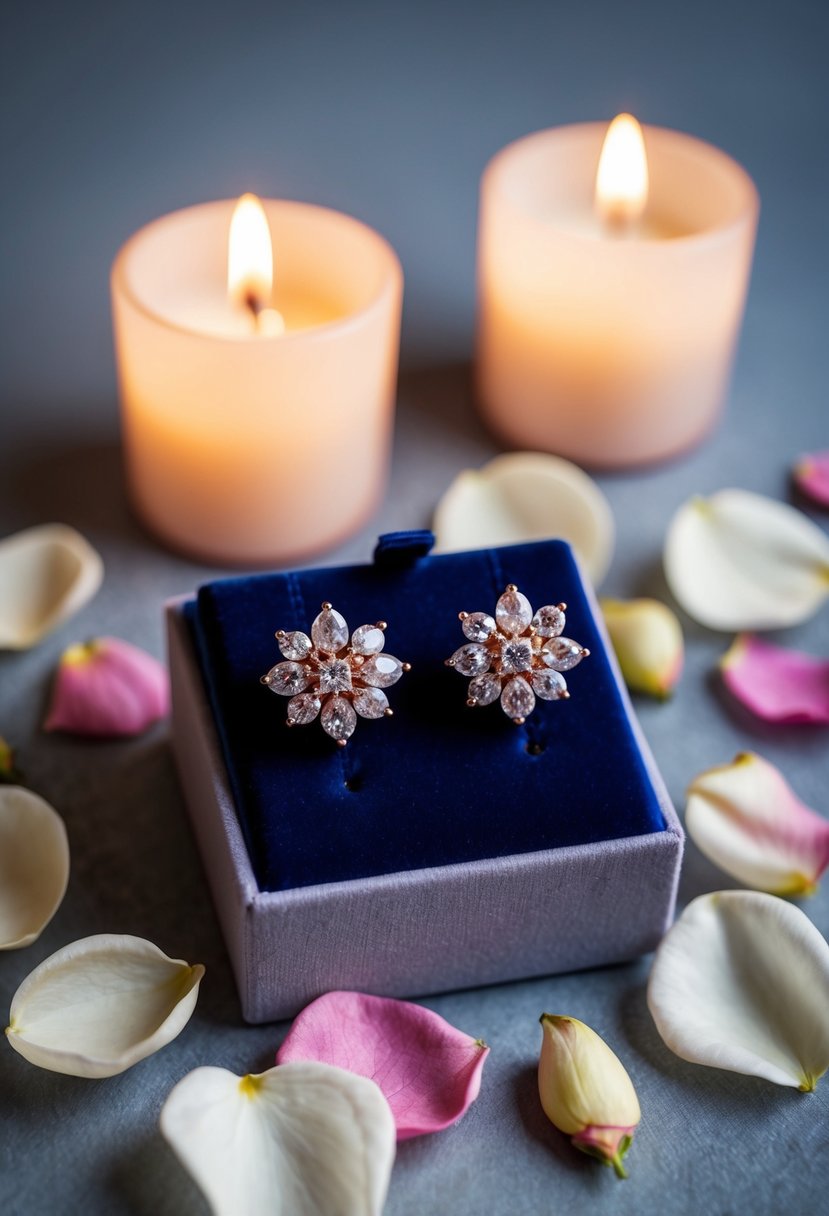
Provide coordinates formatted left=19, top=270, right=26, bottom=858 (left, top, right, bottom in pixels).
left=166, top=532, right=683, bottom=1022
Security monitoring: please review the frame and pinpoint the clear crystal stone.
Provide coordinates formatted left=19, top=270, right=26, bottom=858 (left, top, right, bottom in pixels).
left=318, top=658, right=353, bottom=694
left=499, top=637, right=533, bottom=674
left=495, top=588, right=533, bottom=636
left=468, top=672, right=501, bottom=706
left=351, top=624, right=385, bottom=655
left=321, top=696, right=357, bottom=741
left=278, top=630, right=312, bottom=660
left=361, top=653, right=405, bottom=687
left=501, top=676, right=535, bottom=720
left=311, top=607, right=349, bottom=653
left=449, top=644, right=491, bottom=677
left=462, top=612, right=496, bottom=643
left=532, top=669, right=567, bottom=700
left=543, top=637, right=585, bottom=672
left=287, top=692, right=321, bottom=724
left=353, top=686, right=389, bottom=719
left=531, top=605, right=566, bottom=638
left=266, top=662, right=309, bottom=696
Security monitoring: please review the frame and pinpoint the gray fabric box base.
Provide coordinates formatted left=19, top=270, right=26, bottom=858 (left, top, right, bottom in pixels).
left=167, top=599, right=683, bottom=1023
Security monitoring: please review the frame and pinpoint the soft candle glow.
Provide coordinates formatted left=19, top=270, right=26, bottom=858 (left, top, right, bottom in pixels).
left=595, top=113, right=649, bottom=229
left=227, top=193, right=284, bottom=334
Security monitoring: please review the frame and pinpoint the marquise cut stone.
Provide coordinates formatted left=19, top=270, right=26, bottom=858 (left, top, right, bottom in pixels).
left=311, top=607, right=349, bottom=653
left=462, top=612, right=496, bottom=644
left=501, top=676, right=535, bottom=720
left=351, top=624, right=385, bottom=655
left=543, top=637, right=585, bottom=672
left=450, top=644, right=491, bottom=677
left=353, top=686, right=389, bottom=719
left=287, top=692, right=321, bottom=724
left=361, top=653, right=404, bottom=687
left=318, top=658, right=353, bottom=694
left=278, top=630, right=312, bottom=661
left=531, top=605, right=566, bottom=638
left=266, top=662, right=309, bottom=696
left=532, top=669, right=567, bottom=700
left=500, top=637, right=533, bottom=674
left=468, top=672, right=501, bottom=706
left=321, top=696, right=357, bottom=741
left=496, top=588, right=533, bottom=636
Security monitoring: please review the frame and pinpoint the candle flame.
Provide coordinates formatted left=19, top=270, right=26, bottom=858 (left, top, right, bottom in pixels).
left=595, top=114, right=648, bottom=229
left=228, top=194, right=283, bottom=332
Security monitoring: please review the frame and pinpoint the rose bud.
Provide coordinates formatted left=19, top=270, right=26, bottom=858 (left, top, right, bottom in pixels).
left=538, top=1014, right=641, bottom=1179
left=601, top=597, right=683, bottom=699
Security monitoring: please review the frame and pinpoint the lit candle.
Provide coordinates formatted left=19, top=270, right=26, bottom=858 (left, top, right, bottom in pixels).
left=476, top=117, right=759, bottom=466
left=111, top=196, right=402, bottom=564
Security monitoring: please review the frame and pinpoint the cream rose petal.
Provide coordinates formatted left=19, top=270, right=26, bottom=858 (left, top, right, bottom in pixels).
left=0, top=524, right=104, bottom=650
left=648, top=891, right=829, bottom=1090
left=160, top=1061, right=396, bottom=1216
left=432, top=452, right=614, bottom=584
left=664, top=490, right=829, bottom=630
left=0, top=786, right=69, bottom=949
left=686, top=753, right=829, bottom=895
left=5, top=934, right=204, bottom=1077
left=601, top=597, right=684, bottom=698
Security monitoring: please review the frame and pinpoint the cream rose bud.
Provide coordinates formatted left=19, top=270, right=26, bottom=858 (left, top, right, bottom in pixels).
left=601, top=597, right=683, bottom=699
left=538, top=1014, right=641, bottom=1179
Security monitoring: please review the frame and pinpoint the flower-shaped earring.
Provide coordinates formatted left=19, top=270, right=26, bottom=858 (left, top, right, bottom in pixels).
left=446, top=585, right=589, bottom=724
left=261, top=603, right=410, bottom=746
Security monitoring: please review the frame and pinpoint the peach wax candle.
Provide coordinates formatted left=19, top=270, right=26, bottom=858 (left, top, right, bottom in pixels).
left=112, top=196, right=402, bottom=564
left=476, top=116, right=759, bottom=467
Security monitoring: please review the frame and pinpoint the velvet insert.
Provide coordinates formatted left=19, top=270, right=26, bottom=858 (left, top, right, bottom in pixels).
left=191, top=534, right=666, bottom=893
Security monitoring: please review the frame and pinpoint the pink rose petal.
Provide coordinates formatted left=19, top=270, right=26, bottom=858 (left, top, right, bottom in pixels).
left=794, top=451, right=829, bottom=508
left=45, top=637, right=170, bottom=737
left=276, top=991, right=489, bottom=1140
left=720, top=634, right=829, bottom=725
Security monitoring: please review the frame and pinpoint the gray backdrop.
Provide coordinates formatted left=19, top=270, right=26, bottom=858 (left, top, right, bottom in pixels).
left=1, top=3, right=828, bottom=1214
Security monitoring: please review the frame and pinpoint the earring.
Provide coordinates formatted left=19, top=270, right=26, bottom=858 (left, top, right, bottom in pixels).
left=446, top=585, right=589, bottom=724
left=261, top=603, right=410, bottom=746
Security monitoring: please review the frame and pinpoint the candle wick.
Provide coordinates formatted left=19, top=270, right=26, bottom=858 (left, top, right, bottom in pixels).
left=244, top=290, right=265, bottom=329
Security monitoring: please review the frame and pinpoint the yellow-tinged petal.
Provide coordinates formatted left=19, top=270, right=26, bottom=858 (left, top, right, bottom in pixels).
left=601, top=597, right=683, bottom=698
left=685, top=752, right=829, bottom=895
left=0, top=786, right=69, bottom=949
left=161, top=1061, right=395, bottom=1216
left=538, top=1014, right=640, bottom=1177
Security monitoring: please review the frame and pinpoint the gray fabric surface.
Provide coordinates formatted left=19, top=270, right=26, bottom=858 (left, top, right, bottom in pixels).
left=2, top=2, right=829, bottom=1213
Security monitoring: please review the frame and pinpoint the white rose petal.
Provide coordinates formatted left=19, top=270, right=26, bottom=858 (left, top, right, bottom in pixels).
left=648, top=891, right=829, bottom=1090
left=0, top=786, right=69, bottom=949
left=0, top=524, right=104, bottom=650
left=161, top=1060, right=396, bottom=1216
left=6, top=934, right=203, bottom=1077
left=664, top=490, right=829, bottom=631
left=433, top=452, right=614, bottom=584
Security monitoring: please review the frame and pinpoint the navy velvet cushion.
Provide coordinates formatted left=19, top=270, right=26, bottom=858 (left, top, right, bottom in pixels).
left=190, top=535, right=666, bottom=892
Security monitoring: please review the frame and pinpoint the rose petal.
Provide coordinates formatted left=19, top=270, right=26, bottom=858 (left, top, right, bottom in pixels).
left=664, top=490, right=829, bottom=630
left=601, top=597, right=684, bottom=698
left=794, top=450, right=829, bottom=508
left=5, top=934, right=203, bottom=1077
left=44, top=636, right=170, bottom=737
left=720, top=634, right=829, bottom=725
left=0, top=524, right=103, bottom=650
left=685, top=752, right=829, bottom=896
left=433, top=452, right=614, bottom=584
left=276, top=990, right=489, bottom=1140
left=0, top=735, right=23, bottom=784
left=648, top=891, right=829, bottom=1090
left=0, top=786, right=69, bottom=949
left=161, top=1061, right=395, bottom=1216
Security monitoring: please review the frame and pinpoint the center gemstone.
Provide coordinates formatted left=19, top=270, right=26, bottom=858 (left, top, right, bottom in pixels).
left=500, top=638, right=533, bottom=674
left=318, top=658, right=353, bottom=694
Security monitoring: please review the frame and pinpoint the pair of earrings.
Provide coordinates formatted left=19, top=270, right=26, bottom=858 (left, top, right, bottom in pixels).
left=260, top=586, right=589, bottom=746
